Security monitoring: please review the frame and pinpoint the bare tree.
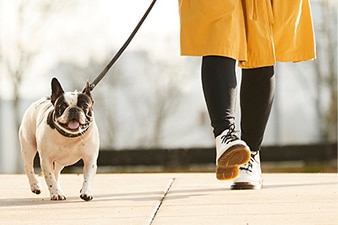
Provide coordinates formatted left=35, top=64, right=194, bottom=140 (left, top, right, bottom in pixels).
left=291, top=0, right=337, bottom=143
left=101, top=50, right=197, bottom=149
left=312, top=0, right=337, bottom=141
left=0, top=1, right=79, bottom=171
left=135, top=56, right=196, bottom=148
left=1, top=1, right=51, bottom=172
left=148, top=61, right=185, bottom=147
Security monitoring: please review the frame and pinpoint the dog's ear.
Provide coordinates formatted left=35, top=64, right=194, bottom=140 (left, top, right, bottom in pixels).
left=51, top=78, right=64, bottom=105
left=82, top=81, right=92, bottom=99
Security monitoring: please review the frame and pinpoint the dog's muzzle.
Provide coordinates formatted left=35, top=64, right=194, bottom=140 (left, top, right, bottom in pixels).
left=47, top=111, right=91, bottom=138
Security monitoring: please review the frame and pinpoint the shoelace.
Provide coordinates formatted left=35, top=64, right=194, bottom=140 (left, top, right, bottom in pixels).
left=240, top=151, right=259, bottom=173
left=220, top=124, right=239, bottom=144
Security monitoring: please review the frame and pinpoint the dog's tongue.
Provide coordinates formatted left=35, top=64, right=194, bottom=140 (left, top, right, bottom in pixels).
left=68, top=120, right=80, bottom=130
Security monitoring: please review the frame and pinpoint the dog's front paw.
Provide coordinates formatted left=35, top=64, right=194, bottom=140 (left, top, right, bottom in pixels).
left=30, top=183, right=42, bottom=195
left=50, top=190, right=66, bottom=201
left=80, top=193, right=93, bottom=201
left=80, top=189, right=93, bottom=201
left=50, top=193, right=66, bottom=201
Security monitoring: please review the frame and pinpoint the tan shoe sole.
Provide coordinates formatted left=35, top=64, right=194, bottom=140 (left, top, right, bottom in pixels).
left=216, top=145, right=250, bottom=180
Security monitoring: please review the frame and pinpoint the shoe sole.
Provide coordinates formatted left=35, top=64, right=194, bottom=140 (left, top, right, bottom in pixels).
left=231, top=182, right=262, bottom=190
left=216, top=145, right=250, bottom=180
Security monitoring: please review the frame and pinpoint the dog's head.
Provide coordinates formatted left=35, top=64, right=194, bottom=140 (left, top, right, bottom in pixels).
left=48, top=78, right=94, bottom=138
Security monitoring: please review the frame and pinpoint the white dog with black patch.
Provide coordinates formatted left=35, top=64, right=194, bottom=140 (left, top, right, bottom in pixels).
left=19, top=78, right=99, bottom=201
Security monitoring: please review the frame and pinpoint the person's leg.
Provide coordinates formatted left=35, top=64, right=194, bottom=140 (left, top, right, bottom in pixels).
left=201, top=56, right=237, bottom=137
left=240, top=66, right=275, bottom=151
left=231, top=66, right=275, bottom=190
left=201, top=56, right=250, bottom=180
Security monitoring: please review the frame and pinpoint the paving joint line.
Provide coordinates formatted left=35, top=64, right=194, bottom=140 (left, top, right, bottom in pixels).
left=147, top=177, right=175, bottom=225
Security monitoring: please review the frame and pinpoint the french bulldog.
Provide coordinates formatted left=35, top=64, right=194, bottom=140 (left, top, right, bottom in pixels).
left=19, top=78, right=99, bottom=201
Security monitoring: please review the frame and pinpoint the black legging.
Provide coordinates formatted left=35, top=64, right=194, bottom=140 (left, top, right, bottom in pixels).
left=201, top=56, right=275, bottom=151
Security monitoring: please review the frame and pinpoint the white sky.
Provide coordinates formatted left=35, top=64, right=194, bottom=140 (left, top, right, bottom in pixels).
left=0, top=0, right=181, bottom=99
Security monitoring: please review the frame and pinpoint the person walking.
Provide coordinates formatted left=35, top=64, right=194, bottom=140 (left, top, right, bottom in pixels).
left=178, top=0, right=315, bottom=189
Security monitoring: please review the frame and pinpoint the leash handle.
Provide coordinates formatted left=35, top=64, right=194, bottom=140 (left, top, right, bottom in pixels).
left=90, top=0, right=157, bottom=91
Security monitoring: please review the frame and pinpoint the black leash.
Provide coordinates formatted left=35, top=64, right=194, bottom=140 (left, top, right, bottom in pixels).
left=89, top=0, right=157, bottom=91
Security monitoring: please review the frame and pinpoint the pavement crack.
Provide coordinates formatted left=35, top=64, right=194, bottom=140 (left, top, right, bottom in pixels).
left=147, top=177, right=175, bottom=225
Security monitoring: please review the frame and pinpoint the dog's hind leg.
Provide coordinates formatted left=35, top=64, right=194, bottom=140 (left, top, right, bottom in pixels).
left=20, top=139, right=42, bottom=195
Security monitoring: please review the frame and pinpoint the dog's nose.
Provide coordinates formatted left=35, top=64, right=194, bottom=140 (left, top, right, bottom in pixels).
left=69, top=108, right=80, bottom=119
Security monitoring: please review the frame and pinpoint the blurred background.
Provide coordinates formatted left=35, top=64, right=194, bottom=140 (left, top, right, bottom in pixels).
left=0, top=0, right=337, bottom=173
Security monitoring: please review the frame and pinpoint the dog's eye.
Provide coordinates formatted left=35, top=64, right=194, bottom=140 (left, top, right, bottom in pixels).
left=82, top=103, right=89, bottom=110
left=56, top=103, right=68, bottom=116
left=60, top=103, right=68, bottom=111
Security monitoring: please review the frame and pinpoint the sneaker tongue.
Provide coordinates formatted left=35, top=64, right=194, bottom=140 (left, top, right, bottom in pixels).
left=68, top=120, right=80, bottom=130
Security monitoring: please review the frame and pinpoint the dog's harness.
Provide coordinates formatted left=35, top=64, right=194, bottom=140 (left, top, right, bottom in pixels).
left=89, top=0, right=157, bottom=91
left=47, top=111, right=90, bottom=138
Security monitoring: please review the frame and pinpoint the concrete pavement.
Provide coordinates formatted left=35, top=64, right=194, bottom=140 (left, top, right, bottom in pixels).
left=0, top=173, right=337, bottom=225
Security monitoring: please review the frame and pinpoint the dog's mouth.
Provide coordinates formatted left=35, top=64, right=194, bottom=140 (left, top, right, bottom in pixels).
left=67, top=120, right=81, bottom=130
left=60, top=119, right=88, bottom=131
left=48, top=110, right=92, bottom=138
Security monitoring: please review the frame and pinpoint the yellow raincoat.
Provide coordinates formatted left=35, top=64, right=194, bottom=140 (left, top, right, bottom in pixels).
left=179, top=0, right=316, bottom=68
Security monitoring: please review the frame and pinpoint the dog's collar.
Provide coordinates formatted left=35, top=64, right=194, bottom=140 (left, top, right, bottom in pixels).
left=47, top=111, right=89, bottom=138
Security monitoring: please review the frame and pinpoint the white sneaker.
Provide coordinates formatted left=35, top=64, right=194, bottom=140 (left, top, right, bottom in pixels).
left=231, top=151, right=263, bottom=190
left=215, top=125, right=251, bottom=180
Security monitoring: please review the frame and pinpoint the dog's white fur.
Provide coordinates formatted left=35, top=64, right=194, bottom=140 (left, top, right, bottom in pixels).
left=19, top=79, right=99, bottom=201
